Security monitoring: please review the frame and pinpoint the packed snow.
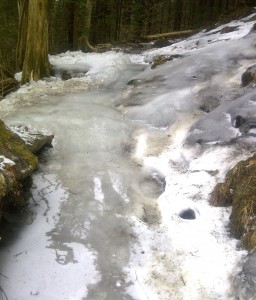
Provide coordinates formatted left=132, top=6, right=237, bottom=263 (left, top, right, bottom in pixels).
left=1, top=11, right=256, bottom=300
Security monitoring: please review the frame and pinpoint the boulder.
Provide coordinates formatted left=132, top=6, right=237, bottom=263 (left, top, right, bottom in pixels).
left=0, top=120, right=54, bottom=220
left=210, top=154, right=256, bottom=250
left=0, top=120, right=38, bottom=180
left=11, top=125, right=54, bottom=154
left=233, top=115, right=256, bottom=133
left=241, top=64, right=256, bottom=87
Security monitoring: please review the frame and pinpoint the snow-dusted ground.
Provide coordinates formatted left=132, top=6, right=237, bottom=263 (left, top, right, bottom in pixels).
left=1, top=12, right=256, bottom=300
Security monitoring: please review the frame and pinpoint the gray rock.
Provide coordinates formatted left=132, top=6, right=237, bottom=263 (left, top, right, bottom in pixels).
left=232, top=250, right=256, bottom=300
left=199, top=96, right=220, bottom=113
left=233, top=115, right=256, bottom=133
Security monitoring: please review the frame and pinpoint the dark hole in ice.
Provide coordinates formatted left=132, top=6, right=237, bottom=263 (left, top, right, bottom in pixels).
left=234, top=115, right=246, bottom=128
left=179, top=208, right=196, bottom=220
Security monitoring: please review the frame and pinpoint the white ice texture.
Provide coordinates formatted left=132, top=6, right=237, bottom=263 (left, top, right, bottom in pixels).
left=0, top=10, right=256, bottom=300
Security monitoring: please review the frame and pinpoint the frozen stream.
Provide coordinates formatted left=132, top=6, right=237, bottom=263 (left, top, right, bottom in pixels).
left=0, top=65, right=167, bottom=299
left=1, top=12, right=256, bottom=300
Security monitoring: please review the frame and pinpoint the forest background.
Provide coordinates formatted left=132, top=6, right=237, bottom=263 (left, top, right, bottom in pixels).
left=0, top=0, right=255, bottom=77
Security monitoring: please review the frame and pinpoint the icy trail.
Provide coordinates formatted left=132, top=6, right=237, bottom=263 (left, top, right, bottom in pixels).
left=0, top=12, right=256, bottom=300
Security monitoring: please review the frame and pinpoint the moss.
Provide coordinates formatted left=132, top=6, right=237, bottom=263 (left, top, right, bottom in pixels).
left=0, top=120, right=40, bottom=221
left=210, top=182, right=232, bottom=206
left=210, top=154, right=256, bottom=251
left=241, top=70, right=255, bottom=87
left=0, top=120, right=38, bottom=180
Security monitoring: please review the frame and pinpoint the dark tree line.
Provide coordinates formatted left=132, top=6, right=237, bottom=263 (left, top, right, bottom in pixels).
left=0, top=0, right=254, bottom=83
left=48, top=0, right=252, bottom=52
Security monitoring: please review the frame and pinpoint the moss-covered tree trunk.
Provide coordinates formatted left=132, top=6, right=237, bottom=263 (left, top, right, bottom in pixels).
left=21, top=0, right=50, bottom=84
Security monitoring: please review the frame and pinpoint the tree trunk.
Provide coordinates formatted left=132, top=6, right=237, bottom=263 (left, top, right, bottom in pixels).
left=16, top=0, right=29, bottom=70
left=68, top=0, right=80, bottom=50
left=21, top=0, right=50, bottom=84
left=173, top=0, right=183, bottom=31
left=78, top=0, right=96, bottom=52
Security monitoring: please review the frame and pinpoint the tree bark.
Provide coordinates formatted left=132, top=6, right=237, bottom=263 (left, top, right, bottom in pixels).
left=21, top=0, right=50, bottom=84
left=78, top=0, right=96, bottom=52
left=16, top=0, right=29, bottom=70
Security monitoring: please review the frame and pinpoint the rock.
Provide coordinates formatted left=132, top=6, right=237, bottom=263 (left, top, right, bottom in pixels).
left=199, top=96, right=220, bottom=113
left=233, top=115, right=256, bottom=133
left=251, top=22, right=256, bottom=32
left=179, top=208, right=196, bottom=220
left=151, top=54, right=183, bottom=69
left=232, top=250, right=256, bottom=300
left=220, top=26, right=239, bottom=34
left=234, top=115, right=247, bottom=128
left=153, top=38, right=171, bottom=48
left=0, top=120, right=38, bottom=180
left=210, top=154, right=256, bottom=250
left=11, top=125, right=54, bottom=154
left=0, top=120, right=54, bottom=222
left=126, top=79, right=141, bottom=86
left=61, top=70, right=72, bottom=81
left=241, top=64, right=256, bottom=87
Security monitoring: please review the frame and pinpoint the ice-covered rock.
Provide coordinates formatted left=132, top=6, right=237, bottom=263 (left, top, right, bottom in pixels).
left=0, top=120, right=53, bottom=220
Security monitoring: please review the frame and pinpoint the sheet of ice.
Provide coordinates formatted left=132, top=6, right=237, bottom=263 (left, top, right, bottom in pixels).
left=0, top=173, right=101, bottom=300
left=1, top=51, right=146, bottom=118
left=143, top=13, right=256, bottom=62
left=108, top=171, right=130, bottom=203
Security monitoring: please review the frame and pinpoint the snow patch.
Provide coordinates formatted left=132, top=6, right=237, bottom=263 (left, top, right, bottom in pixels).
left=93, top=177, right=104, bottom=203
